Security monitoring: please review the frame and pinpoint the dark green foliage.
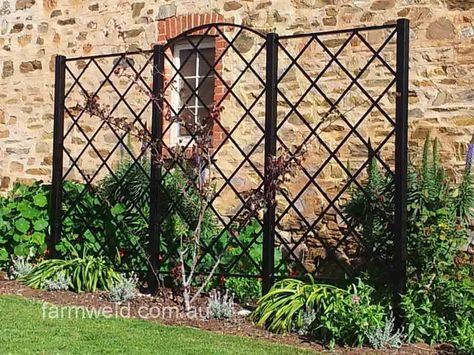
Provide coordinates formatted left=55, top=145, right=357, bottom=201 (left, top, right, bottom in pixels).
left=0, top=182, right=50, bottom=267
left=344, top=136, right=474, bottom=352
left=0, top=160, right=277, bottom=288
left=98, top=158, right=219, bottom=273
left=220, top=222, right=263, bottom=274
left=59, top=181, right=130, bottom=264
left=218, top=221, right=284, bottom=303
left=98, top=159, right=283, bottom=284
left=251, top=277, right=386, bottom=348
left=344, top=137, right=474, bottom=279
left=0, top=181, right=136, bottom=273
left=343, top=157, right=394, bottom=271
left=224, top=277, right=261, bottom=304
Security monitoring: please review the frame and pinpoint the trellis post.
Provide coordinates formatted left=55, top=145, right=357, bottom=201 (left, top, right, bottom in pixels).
left=262, top=32, right=279, bottom=294
left=149, top=44, right=165, bottom=293
left=394, top=18, right=410, bottom=329
left=50, top=55, right=66, bottom=258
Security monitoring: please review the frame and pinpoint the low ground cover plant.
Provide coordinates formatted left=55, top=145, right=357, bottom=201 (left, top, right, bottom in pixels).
left=366, top=315, right=404, bottom=350
left=207, top=289, right=234, bottom=320
left=8, top=256, right=34, bottom=280
left=43, top=272, right=71, bottom=292
left=109, top=273, right=139, bottom=302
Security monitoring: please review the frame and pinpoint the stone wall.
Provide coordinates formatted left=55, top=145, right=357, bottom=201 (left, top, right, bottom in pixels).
left=0, top=0, right=473, bottom=190
left=1, top=0, right=473, bottom=276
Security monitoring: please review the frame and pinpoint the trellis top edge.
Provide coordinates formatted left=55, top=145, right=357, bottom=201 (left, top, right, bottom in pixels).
left=62, top=20, right=405, bottom=63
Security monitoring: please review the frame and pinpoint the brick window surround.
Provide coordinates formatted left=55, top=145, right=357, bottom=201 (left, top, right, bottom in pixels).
left=156, top=13, right=226, bottom=148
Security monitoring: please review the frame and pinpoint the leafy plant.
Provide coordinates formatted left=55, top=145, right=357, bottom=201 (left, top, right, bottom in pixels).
left=252, top=278, right=346, bottom=333
left=98, top=158, right=219, bottom=275
left=208, top=289, right=234, bottom=320
left=0, top=181, right=132, bottom=274
left=344, top=135, right=474, bottom=351
left=219, top=220, right=283, bottom=304
left=8, top=256, right=34, bottom=279
left=109, top=273, right=139, bottom=302
left=59, top=181, right=130, bottom=266
left=44, top=272, right=71, bottom=292
left=0, top=182, right=50, bottom=268
left=224, top=277, right=261, bottom=304
left=251, top=277, right=386, bottom=347
left=366, top=315, right=404, bottom=350
left=24, top=252, right=122, bottom=293
left=344, top=136, right=474, bottom=280
left=294, top=309, right=317, bottom=336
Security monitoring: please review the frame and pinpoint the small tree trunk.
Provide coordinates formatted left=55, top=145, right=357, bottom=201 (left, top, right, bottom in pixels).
left=183, top=285, right=191, bottom=312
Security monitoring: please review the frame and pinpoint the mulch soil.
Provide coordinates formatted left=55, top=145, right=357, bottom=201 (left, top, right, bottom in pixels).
left=0, top=271, right=455, bottom=354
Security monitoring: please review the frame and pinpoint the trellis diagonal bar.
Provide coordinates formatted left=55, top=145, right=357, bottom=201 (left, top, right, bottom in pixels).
left=149, top=44, right=165, bottom=292
left=50, top=55, right=66, bottom=258
left=263, top=32, right=279, bottom=294
left=50, top=21, right=409, bottom=321
left=394, top=18, right=410, bottom=329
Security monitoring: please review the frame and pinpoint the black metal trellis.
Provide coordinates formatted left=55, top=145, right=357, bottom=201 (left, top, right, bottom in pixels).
left=51, top=19, right=409, bottom=320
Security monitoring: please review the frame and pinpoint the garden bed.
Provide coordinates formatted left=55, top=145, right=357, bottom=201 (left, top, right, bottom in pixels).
left=0, top=271, right=450, bottom=354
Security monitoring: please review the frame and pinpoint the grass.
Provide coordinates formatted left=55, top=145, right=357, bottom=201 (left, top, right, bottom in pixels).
left=0, top=296, right=313, bottom=354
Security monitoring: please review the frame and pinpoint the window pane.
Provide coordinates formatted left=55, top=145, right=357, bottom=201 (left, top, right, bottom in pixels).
left=178, top=78, right=196, bottom=106
left=197, top=107, right=210, bottom=125
left=198, top=48, right=215, bottom=76
left=179, top=108, right=196, bottom=136
left=197, top=77, right=215, bottom=106
left=179, top=49, right=197, bottom=77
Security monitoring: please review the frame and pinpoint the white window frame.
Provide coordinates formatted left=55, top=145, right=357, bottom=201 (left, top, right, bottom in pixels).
left=171, top=38, right=215, bottom=146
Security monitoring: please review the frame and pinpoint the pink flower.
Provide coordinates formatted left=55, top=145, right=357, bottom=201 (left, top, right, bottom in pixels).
left=351, top=295, right=361, bottom=304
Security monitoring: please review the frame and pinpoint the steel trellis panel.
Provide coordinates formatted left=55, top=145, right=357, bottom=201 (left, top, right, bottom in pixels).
left=50, top=20, right=409, bottom=321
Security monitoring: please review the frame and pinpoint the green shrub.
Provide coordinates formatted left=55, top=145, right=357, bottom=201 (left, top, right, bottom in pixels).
left=216, top=220, right=285, bottom=303
left=0, top=181, right=129, bottom=271
left=0, top=182, right=50, bottom=268
left=224, top=277, right=261, bottom=304
left=251, top=277, right=386, bottom=347
left=401, top=276, right=474, bottom=352
left=344, top=136, right=473, bottom=281
left=59, top=181, right=129, bottom=264
left=344, top=136, right=474, bottom=351
left=98, top=158, right=219, bottom=274
left=99, top=159, right=286, bottom=286
left=25, top=252, right=122, bottom=293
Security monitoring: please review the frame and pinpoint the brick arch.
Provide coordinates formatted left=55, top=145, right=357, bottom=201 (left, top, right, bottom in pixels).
left=156, top=13, right=227, bottom=147
left=157, top=13, right=225, bottom=43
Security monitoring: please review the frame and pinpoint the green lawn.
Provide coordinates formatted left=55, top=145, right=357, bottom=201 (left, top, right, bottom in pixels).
left=0, top=296, right=313, bottom=354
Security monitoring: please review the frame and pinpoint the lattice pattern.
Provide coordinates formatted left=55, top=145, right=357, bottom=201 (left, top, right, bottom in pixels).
left=51, top=22, right=408, bottom=294
left=275, top=26, right=399, bottom=280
